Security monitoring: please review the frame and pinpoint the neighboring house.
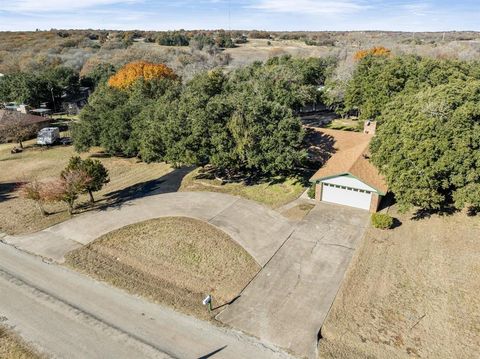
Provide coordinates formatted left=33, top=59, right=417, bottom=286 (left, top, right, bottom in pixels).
left=30, top=108, right=53, bottom=117
left=61, top=86, right=90, bottom=115
left=0, top=109, right=52, bottom=129
left=310, top=122, right=388, bottom=212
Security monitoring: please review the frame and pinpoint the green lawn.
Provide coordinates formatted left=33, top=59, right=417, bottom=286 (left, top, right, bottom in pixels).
left=179, top=168, right=306, bottom=208
left=325, top=118, right=362, bottom=132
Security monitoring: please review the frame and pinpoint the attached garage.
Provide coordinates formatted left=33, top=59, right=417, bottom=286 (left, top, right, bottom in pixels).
left=321, top=182, right=372, bottom=210
left=309, top=127, right=388, bottom=213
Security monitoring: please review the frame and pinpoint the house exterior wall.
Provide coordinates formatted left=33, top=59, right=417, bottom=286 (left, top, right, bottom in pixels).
left=322, top=175, right=376, bottom=192
left=321, top=183, right=372, bottom=210
left=369, top=193, right=381, bottom=213
left=313, top=174, right=384, bottom=212
left=315, top=182, right=323, bottom=202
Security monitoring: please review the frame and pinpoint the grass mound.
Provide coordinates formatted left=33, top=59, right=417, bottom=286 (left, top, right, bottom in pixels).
left=65, top=217, right=260, bottom=320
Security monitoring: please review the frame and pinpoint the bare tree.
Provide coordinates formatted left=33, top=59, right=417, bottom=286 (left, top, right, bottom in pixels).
left=0, top=111, right=40, bottom=149
left=57, top=169, right=92, bottom=215
left=17, top=180, right=48, bottom=216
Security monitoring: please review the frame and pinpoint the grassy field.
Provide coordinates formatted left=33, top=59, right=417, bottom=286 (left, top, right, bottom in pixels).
left=325, top=118, right=362, bottom=132
left=65, top=217, right=260, bottom=320
left=0, top=140, right=172, bottom=235
left=179, top=168, right=306, bottom=209
left=0, top=139, right=306, bottom=234
left=0, top=326, right=42, bottom=359
left=318, top=208, right=480, bottom=358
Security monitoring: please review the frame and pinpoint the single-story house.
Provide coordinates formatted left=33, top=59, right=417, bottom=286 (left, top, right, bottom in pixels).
left=309, top=123, right=388, bottom=212
left=0, top=109, right=53, bottom=129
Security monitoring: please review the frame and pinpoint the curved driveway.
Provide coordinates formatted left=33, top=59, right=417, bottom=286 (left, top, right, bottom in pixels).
left=4, top=192, right=295, bottom=266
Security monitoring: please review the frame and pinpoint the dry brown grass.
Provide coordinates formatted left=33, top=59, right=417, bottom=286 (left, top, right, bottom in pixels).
left=179, top=168, right=305, bottom=209
left=0, top=326, right=43, bottom=359
left=319, top=208, right=480, bottom=358
left=281, top=203, right=315, bottom=221
left=0, top=140, right=172, bottom=235
left=65, top=217, right=260, bottom=320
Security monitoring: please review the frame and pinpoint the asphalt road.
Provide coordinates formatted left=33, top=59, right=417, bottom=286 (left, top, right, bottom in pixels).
left=0, top=243, right=293, bottom=359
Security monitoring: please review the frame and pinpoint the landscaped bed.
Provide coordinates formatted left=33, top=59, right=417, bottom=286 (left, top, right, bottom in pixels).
left=64, top=217, right=260, bottom=320
left=318, top=208, right=480, bottom=358
left=0, top=326, right=42, bottom=359
left=179, top=168, right=305, bottom=209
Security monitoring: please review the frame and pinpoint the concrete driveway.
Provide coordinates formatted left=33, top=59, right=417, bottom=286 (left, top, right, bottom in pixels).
left=4, top=192, right=294, bottom=267
left=217, top=202, right=369, bottom=358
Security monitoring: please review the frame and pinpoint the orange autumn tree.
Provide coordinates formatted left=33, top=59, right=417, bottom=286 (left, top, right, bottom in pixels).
left=354, top=46, right=391, bottom=61
left=108, top=61, right=177, bottom=89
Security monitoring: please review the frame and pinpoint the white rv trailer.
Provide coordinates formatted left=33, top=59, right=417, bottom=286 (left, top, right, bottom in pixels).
left=37, top=127, right=60, bottom=146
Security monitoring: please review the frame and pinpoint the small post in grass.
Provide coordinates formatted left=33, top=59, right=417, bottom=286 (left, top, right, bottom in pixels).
left=202, top=294, right=212, bottom=313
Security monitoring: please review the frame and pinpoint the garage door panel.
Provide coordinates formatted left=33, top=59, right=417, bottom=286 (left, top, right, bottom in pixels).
left=321, top=184, right=371, bottom=210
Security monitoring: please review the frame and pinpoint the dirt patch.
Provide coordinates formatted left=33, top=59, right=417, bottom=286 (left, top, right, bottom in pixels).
left=318, top=209, right=480, bottom=358
left=281, top=203, right=315, bottom=221
left=0, top=326, right=43, bottom=359
left=0, top=141, right=172, bottom=235
left=179, top=168, right=305, bottom=209
left=65, top=217, right=260, bottom=321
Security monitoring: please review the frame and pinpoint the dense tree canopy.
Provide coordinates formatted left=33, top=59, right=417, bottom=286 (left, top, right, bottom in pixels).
left=343, top=55, right=479, bottom=120
left=73, top=56, right=328, bottom=178
left=107, top=61, right=177, bottom=89
left=370, top=75, right=480, bottom=211
left=0, top=67, right=79, bottom=107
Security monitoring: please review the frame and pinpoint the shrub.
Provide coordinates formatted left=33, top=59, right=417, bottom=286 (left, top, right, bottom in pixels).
left=371, top=213, right=394, bottom=230
left=307, top=184, right=316, bottom=199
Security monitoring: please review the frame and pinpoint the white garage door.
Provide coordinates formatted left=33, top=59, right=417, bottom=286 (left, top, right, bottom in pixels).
left=321, top=183, right=372, bottom=210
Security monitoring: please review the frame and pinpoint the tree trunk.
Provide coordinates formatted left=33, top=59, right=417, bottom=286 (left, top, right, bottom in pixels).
left=36, top=201, right=47, bottom=217
left=18, top=139, right=23, bottom=149
left=67, top=201, right=74, bottom=216
left=88, top=190, right=95, bottom=204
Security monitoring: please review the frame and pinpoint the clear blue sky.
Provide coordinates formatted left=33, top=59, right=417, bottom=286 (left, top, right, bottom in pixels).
left=0, top=1, right=479, bottom=32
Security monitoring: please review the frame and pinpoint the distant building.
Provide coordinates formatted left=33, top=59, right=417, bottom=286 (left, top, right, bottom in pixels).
left=30, top=108, right=53, bottom=117
left=0, top=109, right=52, bottom=129
left=61, top=86, right=91, bottom=115
left=3, top=103, right=29, bottom=114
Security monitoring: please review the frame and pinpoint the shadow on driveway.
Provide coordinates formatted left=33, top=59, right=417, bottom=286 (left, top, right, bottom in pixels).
left=101, top=166, right=195, bottom=209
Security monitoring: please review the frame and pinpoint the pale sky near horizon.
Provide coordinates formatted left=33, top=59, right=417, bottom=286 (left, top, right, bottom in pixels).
left=0, top=1, right=479, bottom=32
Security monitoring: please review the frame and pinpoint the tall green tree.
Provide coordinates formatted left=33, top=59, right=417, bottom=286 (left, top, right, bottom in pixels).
left=370, top=79, right=480, bottom=211
left=64, top=156, right=110, bottom=203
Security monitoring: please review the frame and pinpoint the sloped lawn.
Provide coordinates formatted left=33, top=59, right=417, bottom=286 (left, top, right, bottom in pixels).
left=65, top=217, right=260, bottom=320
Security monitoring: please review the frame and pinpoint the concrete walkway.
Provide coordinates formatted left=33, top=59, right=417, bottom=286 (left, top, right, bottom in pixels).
left=217, top=202, right=369, bottom=359
left=4, top=192, right=294, bottom=266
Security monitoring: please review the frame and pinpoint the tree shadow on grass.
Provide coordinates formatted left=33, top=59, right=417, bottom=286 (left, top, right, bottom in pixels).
left=0, top=182, right=20, bottom=203
left=410, top=206, right=459, bottom=221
